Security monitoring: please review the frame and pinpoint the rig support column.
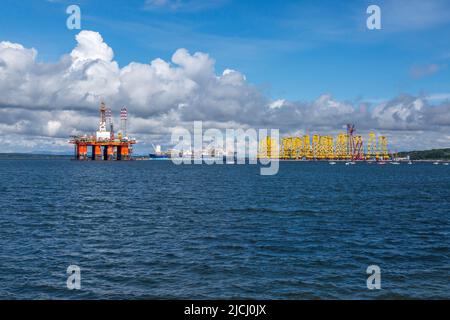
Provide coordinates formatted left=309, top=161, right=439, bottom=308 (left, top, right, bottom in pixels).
left=120, top=145, right=129, bottom=161
left=77, top=145, right=87, bottom=160
left=106, top=145, right=114, bottom=160
left=94, top=145, right=102, bottom=161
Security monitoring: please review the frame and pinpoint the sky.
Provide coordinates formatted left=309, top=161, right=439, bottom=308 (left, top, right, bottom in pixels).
left=0, top=0, right=450, bottom=153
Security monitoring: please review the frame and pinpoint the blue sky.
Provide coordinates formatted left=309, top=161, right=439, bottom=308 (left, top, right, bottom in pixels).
left=1, top=0, right=449, bottom=102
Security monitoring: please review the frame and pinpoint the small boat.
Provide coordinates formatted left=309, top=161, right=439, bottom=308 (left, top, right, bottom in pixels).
left=345, top=161, right=356, bottom=166
left=433, top=162, right=440, bottom=165
left=391, top=162, right=401, bottom=165
left=443, top=163, right=449, bottom=166
left=407, top=161, right=413, bottom=165
left=329, top=161, right=337, bottom=165
left=377, top=161, right=387, bottom=165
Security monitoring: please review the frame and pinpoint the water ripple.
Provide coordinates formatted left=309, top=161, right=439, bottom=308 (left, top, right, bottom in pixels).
left=0, top=160, right=449, bottom=299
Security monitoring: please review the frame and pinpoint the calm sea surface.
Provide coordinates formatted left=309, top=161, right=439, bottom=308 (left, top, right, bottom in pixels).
left=0, top=160, right=449, bottom=299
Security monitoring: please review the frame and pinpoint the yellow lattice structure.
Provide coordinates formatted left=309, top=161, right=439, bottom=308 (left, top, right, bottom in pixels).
left=302, top=135, right=312, bottom=159
left=281, top=137, right=294, bottom=159
left=276, top=130, right=389, bottom=161
left=335, top=133, right=349, bottom=159
left=367, top=132, right=377, bottom=160
left=317, top=136, right=326, bottom=159
left=315, top=135, right=329, bottom=159
left=280, top=135, right=336, bottom=160
left=312, top=135, right=320, bottom=159
left=258, top=136, right=279, bottom=159
left=323, top=136, right=334, bottom=159
left=293, top=137, right=303, bottom=159
left=378, top=136, right=389, bottom=160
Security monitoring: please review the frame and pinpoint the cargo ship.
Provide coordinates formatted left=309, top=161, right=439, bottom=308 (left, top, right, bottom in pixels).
left=149, top=144, right=170, bottom=160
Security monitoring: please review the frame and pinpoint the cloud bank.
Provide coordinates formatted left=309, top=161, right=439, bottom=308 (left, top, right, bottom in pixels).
left=0, top=30, right=449, bottom=153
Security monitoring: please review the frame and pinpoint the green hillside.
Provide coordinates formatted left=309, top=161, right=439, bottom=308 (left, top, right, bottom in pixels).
left=398, top=148, right=450, bottom=160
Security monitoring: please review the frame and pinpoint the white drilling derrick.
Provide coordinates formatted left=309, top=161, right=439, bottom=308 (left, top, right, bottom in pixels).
left=106, top=108, right=114, bottom=140
left=120, top=107, right=128, bottom=140
left=96, top=102, right=111, bottom=141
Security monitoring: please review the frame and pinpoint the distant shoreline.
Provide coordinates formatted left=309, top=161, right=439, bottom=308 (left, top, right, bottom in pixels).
left=1, top=154, right=449, bottom=162
left=1, top=148, right=450, bottom=161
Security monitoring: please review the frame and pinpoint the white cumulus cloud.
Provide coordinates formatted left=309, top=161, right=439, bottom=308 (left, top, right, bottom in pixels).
left=0, top=30, right=449, bottom=153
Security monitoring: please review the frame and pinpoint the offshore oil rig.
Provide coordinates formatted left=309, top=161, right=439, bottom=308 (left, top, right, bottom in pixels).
left=259, top=124, right=391, bottom=161
left=70, top=103, right=136, bottom=160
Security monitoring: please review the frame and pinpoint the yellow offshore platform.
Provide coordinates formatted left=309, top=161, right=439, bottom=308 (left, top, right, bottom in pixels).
left=260, top=124, right=391, bottom=161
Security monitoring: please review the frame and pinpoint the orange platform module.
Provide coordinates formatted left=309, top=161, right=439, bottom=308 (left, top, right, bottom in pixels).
left=69, top=102, right=136, bottom=161
left=70, top=139, right=136, bottom=161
